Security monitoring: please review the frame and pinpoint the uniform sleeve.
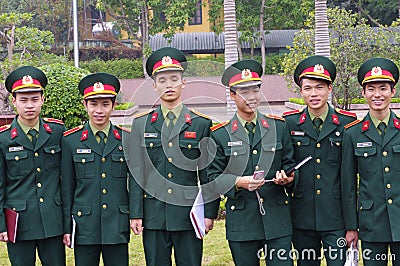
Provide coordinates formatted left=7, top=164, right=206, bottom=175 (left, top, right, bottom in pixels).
left=60, top=136, right=76, bottom=234
left=280, top=121, right=298, bottom=194
left=199, top=119, right=220, bottom=219
left=0, top=145, right=7, bottom=233
left=125, top=119, right=144, bottom=219
left=341, top=130, right=358, bottom=230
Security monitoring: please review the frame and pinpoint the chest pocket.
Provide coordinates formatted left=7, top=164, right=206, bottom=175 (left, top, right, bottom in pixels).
left=43, top=144, right=61, bottom=170
left=260, top=141, right=282, bottom=170
left=179, top=139, right=200, bottom=160
left=5, top=150, right=32, bottom=176
left=73, top=154, right=95, bottom=178
left=355, top=147, right=377, bottom=173
left=111, top=153, right=128, bottom=178
left=224, top=146, right=248, bottom=174
left=142, top=139, right=163, bottom=163
left=327, top=136, right=343, bottom=164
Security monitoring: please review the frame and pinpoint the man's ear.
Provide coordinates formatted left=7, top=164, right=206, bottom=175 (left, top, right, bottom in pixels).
left=181, top=78, right=186, bottom=89
left=82, top=100, right=87, bottom=109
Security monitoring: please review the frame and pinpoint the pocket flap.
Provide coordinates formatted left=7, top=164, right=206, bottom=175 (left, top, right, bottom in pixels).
left=5, top=200, right=27, bottom=211
left=262, top=141, right=283, bottom=151
left=118, top=204, right=129, bottom=214
left=6, top=151, right=28, bottom=161
left=112, top=153, right=125, bottom=163
left=143, top=139, right=162, bottom=148
left=359, top=200, right=373, bottom=210
left=44, top=145, right=61, bottom=154
left=72, top=205, right=91, bottom=216
left=230, top=199, right=245, bottom=210
left=292, top=137, right=310, bottom=147
left=393, top=145, right=400, bottom=153
left=144, top=189, right=156, bottom=199
left=355, top=147, right=376, bottom=157
left=73, top=154, right=95, bottom=163
left=179, top=139, right=200, bottom=149
left=224, top=147, right=246, bottom=156
left=53, top=196, right=62, bottom=205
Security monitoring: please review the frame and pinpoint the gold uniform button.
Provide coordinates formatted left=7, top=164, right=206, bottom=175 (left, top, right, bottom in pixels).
left=51, top=150, right=55, bottom=154
left=167, top=188, right=172, bottom=194
left=316, top=189, right=321, bottom=195
left=37, top=183, right=42, bottom=188
left=285, top=200, right=289, bottom=204
left=387, top=184, right=391, bottom=189
left=144, top=194, right=147, bottom=198
left=77, top=211, right=82, bottom=217
left=316, top=143, right=321, bottom=148
left=102, top=157, right=106, bottom=162
left=255, top=166, right=260, bottom=170
left=150, top=143, right=154, bottom=148
left=14, top=156, right=19, bottom=161
left=364, top=153, right=368, bottom=158
left=34, top=152, right=39, bottom=157
left=102, top=173, right=106, bottom=178
left=336, top=142, right=341, bottom=146
left=168, top=158, right=173, bottom=163
left=388, top=199, right=393, bottom=204
left=360, top=206, right=363, bottom=211
left=102, top=189, right=107, bottom=194
left=37, top=168, right=41, bottom=173
left=233, top=152, right=238, bottom=156
left=12, top=208, right=16, bottom=211
left=297, top=141, right=301, bottom=147
left=39, top=198, right=44, bottom=203
left=252, top=150, right=258, bottom=155
left=167, top=173, right=173, bottom=178
left=102, top=204, right=107, bottom=209
left=271, top=148, right=275, bottom=152
left=383, top=151, right=388, bottom=157
left=119, top=158, right=124, bottom=162
left=82, top=158, right=86, bottom=164
left=385, top=167, right=390, bottom=172
left=260, top=198, right=264, bottom=203
left=316, top=174, right=321, bottom=180
left=188, top=144, right=192, bottom=149
left=316, top=158, right=321, bottom=164
left=168, top=142, right=173, bottom=147
left=231, top=205, right=235, bottom=211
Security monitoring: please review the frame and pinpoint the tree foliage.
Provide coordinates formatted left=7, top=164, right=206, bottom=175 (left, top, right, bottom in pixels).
left=40, top=63, right=89, bottom=129
left=281, top=7, right=400, bottom=109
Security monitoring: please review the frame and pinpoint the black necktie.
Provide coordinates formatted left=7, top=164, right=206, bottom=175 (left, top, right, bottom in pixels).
left=313, top=117, right=323, bottom=135
left=167, top=111, right=176, bottom=132
left=28, top=129, right=37, bottom=147
left=378, top=122, right=386, bottom=139
left=245, top=122, right=255, bottom=144
left=97, top=131, right=106, bottom=152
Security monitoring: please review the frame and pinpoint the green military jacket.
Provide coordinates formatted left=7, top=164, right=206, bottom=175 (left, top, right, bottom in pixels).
left=0, top=117, right=65, bottom=241
left=207, top=111, right=295, bottom=241
left=283, top=106, right=356, bottom=231
left=342, top=111, right=400, bottom=242
left=61, top=122, right=132, bottom=245
left=127, top=105, right=218, bottom=231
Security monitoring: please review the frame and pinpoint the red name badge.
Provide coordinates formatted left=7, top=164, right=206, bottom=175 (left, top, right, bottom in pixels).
left=184, top=131, right=196, bottom=138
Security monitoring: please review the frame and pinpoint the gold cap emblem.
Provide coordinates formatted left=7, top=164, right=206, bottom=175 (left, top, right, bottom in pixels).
left=93, top=82, right=104, bottom=92
left=242, top=69, right=252, bottom=79
left=371, top=66, right=382, bottom=76
left=22, top=75, right=33, bottom=85
left=162, top=56, right=172, bottom=66
left=313, top=64, right=324, bottom=74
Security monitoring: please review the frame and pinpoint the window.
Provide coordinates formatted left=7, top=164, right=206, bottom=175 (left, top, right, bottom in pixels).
left=189, top=0, right=202, bottom=25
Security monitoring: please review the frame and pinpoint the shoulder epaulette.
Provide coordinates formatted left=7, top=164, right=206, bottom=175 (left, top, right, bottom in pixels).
left=43, top=117, right=64, bottom=125
left=190, top=108, right=210, bottom=120
left=133, top=109, right=154, bottom=119
left=335, top=108, right=357, bottom=118
left=344, top=119, right=362, bottom=129
left=63, top=125, right=84, bottom=136
left=210, top=120, right=230, bottom=132
left=0, top=124, right=11, bottom=133
left=282, top=109, right=303, bottom=117
left=265, top=114, right=285, bottom=122
left=115, top=124, right=131, bottom=133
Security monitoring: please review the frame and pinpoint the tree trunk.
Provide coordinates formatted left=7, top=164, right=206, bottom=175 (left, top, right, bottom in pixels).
left=224, top=0, right=238, bottom=113
left=141, top=2, right=149, bottom=78
left=260, top=0, right=266, bottom=72
left=8, top=25, right=15, bottom=67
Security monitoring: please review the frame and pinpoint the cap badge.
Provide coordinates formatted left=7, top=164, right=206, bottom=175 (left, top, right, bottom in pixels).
left=313, top=64, right=324, bottom=74
left=241, top=69, right=252, bottom=79
left=22, top=75, right=33, bottom=85
left=371, top=66, right=382, bottom=76
left=162, top=56, right=172, bottom=66
left=93, top=82, right=104, bottom=92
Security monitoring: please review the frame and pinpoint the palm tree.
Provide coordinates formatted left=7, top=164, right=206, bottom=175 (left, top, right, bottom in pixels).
left=223, top=0, right=238, bottom=113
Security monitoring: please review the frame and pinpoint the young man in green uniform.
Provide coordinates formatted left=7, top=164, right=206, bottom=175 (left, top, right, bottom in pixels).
left=283, top=55, right=357, bottom=265
left=128, top=47, right=218, bottom=266
left=342, top=57, right=400, bottom=266
left=0, top=66, right=66, bottom=265
left=61, top=73, right=132, bottom=265
left=207, top=59, right=296, bottom=266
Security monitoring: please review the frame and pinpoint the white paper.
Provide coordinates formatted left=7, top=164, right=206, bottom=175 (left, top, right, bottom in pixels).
left=70, top=215, right=76, bottom=249
left=344, top=242, right=358, bottom=266
left=189, top=189, right=206, bottom=240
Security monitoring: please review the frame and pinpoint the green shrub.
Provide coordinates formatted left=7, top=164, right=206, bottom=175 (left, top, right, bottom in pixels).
left=289, top=98, right=306, bottom=105
left=114, top=102, right=135, bottom=110
left=40, top=63, right=89, bottom=129
left=80, top=58, right=144, bottom=79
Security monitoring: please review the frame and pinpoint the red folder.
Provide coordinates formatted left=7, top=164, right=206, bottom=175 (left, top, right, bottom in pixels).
left=4, top=208, right=19, bottom=243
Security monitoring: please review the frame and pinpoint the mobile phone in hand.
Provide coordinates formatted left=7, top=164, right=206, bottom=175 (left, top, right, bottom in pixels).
left=253, top=170, right=265, bottom=180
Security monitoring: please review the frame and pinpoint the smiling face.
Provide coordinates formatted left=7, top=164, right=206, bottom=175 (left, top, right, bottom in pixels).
left=153, top=70, right=185, bottom=108
left=83, top=97, right=115, bottom=130
left=230, top=85, right=261, bottom=120
left=362, top=81, right=395, bottom=119
left=300, top=78, right=332, bottom=116
left=12, top=91, right=44, bottom=127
